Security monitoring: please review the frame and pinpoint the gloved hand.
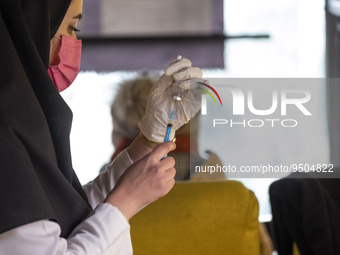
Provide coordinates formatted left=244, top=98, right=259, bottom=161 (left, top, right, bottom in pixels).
left=139, top=57, right=205, bottom=143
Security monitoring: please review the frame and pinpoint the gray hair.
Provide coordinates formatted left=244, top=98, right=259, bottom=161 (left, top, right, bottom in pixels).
left=111, top=76, right=156, bottom=145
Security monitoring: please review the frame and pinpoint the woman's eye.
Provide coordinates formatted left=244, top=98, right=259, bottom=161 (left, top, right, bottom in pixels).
left=69, top=26, right=80, bottom=34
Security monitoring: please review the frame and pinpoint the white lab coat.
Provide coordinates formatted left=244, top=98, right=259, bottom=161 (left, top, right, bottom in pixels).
left=0, top=149, right=134, bottom=255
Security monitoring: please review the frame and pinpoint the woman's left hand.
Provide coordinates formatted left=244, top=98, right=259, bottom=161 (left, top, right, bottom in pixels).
left=139, top=57, right=205, bottom=143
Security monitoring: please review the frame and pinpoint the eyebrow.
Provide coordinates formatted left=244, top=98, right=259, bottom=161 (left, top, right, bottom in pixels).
left=73, top=13, right=83, bottom=20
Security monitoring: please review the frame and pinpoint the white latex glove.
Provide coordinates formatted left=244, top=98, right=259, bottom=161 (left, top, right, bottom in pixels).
left=139, top=57, right=205, bottom=143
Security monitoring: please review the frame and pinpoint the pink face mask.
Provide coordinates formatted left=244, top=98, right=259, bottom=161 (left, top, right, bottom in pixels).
left=48, top=35, right=82, bottom=92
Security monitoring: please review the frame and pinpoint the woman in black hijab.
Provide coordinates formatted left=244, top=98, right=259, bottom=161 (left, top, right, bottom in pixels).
left=0, top=0, right=203, bottom=253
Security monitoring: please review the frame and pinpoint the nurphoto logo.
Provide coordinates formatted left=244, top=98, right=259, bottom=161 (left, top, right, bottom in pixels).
left=199, top=83, right=312, bottom=128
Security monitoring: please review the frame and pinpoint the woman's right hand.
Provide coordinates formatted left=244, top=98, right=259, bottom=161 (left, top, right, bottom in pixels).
left=104, top=142, right=176, bottom=220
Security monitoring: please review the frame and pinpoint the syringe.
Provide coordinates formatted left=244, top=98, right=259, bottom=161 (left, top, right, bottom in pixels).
left=163, top=55, right=183, bottom=144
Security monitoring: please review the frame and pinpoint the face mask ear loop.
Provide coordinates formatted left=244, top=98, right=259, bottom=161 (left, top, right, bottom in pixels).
left=54, top=35, right=62, bottom=40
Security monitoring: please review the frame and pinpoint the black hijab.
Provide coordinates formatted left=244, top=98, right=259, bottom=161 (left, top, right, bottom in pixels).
left=0, top=0, right=92, bottom=237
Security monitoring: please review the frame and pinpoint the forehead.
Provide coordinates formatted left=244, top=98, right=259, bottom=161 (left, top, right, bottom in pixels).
left=65, top=0, right=83, bottom=18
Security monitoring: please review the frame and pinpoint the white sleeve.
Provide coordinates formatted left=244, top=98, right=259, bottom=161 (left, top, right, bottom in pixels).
left=0, top=203, right=132, bottom=255
left=83, top=149, right=133, bottom=209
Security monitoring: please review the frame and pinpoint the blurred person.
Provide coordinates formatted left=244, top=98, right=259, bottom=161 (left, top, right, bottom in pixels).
left=106, top=75, right=274, bottom=255
left=110, top=75, right=156, bottom=161
left=0, top=0, right=205, bottom=254
left=105, top=75, right=224, bottom=180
